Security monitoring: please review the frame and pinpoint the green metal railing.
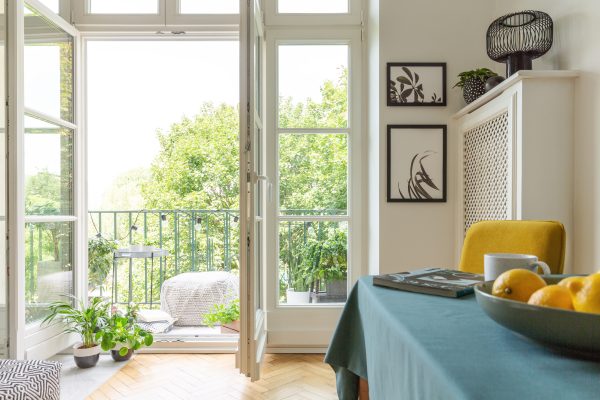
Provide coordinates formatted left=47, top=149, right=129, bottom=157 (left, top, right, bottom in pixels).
left=89, top=209, right=240, bottom=306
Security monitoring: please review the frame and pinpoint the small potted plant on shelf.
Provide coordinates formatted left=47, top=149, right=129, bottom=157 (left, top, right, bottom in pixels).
left=101, top=304, right=153, bottom=361
left=454, top=68, right=500, bottom=104
left=43, top=296, right=109, bottom=369
left=203, top=299, right=240, bottom=333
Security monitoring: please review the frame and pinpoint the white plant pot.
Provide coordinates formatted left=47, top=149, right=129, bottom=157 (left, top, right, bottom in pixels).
left=73, top=343, right=101, bottom=369
left=286, top=289, right=310, bottom=305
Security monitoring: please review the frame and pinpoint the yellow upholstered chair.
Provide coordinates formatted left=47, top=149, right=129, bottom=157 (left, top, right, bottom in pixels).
left=458, top=220, right=566, bottom=275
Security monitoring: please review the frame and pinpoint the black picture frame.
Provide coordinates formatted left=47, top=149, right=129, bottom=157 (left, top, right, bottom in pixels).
left=387, top=125, right=447, bottom=203
left=387, top=62, right=447, bottom=107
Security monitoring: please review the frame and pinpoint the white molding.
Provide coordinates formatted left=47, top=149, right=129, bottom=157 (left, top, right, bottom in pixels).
left=24, top=108, right=77, bottom=130
left=26, top=0, right=77, bottom=36
left=7, top=0, right=27, bottom=360
left=265, top=0, right=362, bottom=26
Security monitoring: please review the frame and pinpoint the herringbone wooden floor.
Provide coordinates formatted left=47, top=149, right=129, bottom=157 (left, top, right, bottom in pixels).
left=87, top=354, right=338, bottom=400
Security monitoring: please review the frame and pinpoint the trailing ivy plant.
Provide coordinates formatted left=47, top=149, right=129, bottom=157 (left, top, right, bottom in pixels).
left=453, top=68, right=498, bottom=88
left=203, top=299, right=240, bottom=327
left=88, top=236, right=118, bottom=290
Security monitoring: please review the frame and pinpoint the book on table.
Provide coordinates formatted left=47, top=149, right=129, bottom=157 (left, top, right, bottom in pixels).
left=373, top=268, right=483, bottom=298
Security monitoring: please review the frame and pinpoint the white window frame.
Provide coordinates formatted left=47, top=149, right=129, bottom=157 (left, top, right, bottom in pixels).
left=72, top=0, right=239, bottom=32
left=265, top=0, right=362, bottom=26
left=265, top=26, right=362, bottom=347
left=8, top=0, right=85, bottom=359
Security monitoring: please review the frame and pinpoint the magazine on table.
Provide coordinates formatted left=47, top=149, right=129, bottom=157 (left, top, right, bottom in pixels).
left=373, top=268, right=483, bottom=298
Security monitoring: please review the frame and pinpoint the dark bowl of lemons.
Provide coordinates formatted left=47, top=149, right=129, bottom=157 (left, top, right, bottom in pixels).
left=475, top=272, right=600, bottom=356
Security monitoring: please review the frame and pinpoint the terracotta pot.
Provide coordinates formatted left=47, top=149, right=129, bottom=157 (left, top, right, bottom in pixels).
left=221, top=320, right=240, bottom=334
left=73, top=343, right=100, bottom=369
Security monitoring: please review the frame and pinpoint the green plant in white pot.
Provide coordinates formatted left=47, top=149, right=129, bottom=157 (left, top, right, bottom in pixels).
left=43, top=296, right=109, bottom=368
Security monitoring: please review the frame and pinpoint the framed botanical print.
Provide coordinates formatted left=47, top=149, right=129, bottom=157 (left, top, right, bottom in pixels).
left=387, top=125, right=447, bottom=202
left=387, top=63, right=446, bottom=106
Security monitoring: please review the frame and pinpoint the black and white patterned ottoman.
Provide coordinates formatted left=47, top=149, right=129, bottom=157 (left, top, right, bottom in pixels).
left=0, top=360, right=61, bottom=400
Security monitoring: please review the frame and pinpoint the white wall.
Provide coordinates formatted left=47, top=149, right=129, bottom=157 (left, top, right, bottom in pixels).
left=493, top=1, right=600, bottom=274
left=375, top=0, right=493, bottom=274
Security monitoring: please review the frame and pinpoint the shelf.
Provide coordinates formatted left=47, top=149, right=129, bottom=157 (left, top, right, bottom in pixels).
left=114, top=248, right=169, bottom=259
left=452, top=70, right=579, bottom=119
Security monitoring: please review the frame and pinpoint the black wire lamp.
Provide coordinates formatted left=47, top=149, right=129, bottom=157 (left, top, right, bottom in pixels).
left=486, top=10, right=553, bottom=77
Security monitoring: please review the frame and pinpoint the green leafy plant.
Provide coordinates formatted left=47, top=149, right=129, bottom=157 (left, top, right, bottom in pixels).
left=43, top=296, right=109, bottom=348
left=203, top=299, right=240, bottom=327
left=453, top=68, right=498, bottom=88
left=300, top=230, right=348, bottom=283
left=100, top=305, right=153, bottom=356
left=88, top=236, right=118, bottom=290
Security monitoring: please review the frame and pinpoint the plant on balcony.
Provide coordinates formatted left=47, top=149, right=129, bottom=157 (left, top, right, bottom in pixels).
left=43, top=296, right=109, bottom=368
left=101, top=304, right=153, bottom=361
left=88, top=236, right=118, bottom=291
left=203, top=299, right=240, bottom=333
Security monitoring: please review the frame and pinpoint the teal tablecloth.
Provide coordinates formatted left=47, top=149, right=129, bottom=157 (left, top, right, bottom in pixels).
left=325, top=276, right=600, bottom=400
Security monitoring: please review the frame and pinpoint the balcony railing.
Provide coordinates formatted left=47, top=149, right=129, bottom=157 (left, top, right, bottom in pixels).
left=89, top=209, right=240, bottom=307
left=23, top=208, right=347, bottom=317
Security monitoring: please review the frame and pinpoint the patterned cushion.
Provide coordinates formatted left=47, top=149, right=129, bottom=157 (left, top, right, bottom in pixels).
left=0, top=360, right=61, bottom=400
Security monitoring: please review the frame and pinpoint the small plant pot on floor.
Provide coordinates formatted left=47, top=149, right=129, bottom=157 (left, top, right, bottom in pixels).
left=220, top=320, right=240, bottom=334
left=111, top=345, right=134, bottom=362
left=73, top=343, right=100, bottom=369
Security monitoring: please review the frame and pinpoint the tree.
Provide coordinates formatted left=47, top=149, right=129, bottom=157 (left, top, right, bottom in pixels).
left=141, top=103, right=239, bottom=211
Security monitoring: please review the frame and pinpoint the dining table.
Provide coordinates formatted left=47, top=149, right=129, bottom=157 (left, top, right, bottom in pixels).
left=324, top=276, right=600, bottom=400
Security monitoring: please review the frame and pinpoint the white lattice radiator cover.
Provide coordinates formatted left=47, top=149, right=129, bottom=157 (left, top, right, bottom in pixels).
left=463, top=111, right=511, bottom=233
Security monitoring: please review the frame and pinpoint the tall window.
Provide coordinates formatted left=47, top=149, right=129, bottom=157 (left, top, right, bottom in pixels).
left=276, top=43, right=351, bottom=305
left=24, top=3, right=76, bottom=325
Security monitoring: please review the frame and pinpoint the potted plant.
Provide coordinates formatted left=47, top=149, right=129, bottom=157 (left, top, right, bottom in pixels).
left=301, top=230, right=348, bottom=302
left=88, top=236, right=118, bottom=292
left=203, top=299, right=240, bottom=333
left=43, top=296, right=109, bottom=369
left=100, top=307, right=154, bottom=361
left=454, top=68, right=499, bottom=104
left=286, top=269, right=313, bottom=304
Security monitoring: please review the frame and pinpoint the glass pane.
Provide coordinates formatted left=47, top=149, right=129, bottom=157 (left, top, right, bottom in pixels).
left=279, top=134, right=347, bottom=215
left=278, top=45, right=348, bottom=129
left=180, top=0, right=239, bottom=14
left=24, top=5, right=73, bottom=122
left=26, top=222, right=74, bottom=325
left=279, top=221, right=347, bottom=305
left=278, top=0, right=348, bottom=14
left=89, top=0, right=159, bottom=14
left=37, top=0, right=60, bottom=13
left=25, top=116, right=73, bottom=216
left=0, top=5, right=7, bottom=358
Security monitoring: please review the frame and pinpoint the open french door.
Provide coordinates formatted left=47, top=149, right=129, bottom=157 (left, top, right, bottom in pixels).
left=239, top=0, right=267, bottom=381
left=7, top=0, right=84, bottom=359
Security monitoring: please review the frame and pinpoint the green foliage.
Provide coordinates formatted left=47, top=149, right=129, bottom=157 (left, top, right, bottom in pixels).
left=142, top=103, right=240, bottom=211
left=299, top=229, right=347, bottom=282
left=203, top=299, right=240, bottom=327
left=88, top=236, right=118, bottom=290
left=100, top=307, right=153, bottom=355
left=43, top=296, right=109, bottom=348
left=453, top=68, right=498, bottom=88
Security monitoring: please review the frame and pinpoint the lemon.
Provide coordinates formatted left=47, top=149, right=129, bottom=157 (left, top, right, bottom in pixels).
left=567, top=274, right=600, bottom=314
left=527, top=285, right=574, bottom=310
left=492, top=269, right=547, bottom=302
left=557, top=276, right=585, bottom=291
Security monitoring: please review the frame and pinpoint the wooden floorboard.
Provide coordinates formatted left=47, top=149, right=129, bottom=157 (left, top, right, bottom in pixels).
left=86, top=354, right=338, bottom=400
